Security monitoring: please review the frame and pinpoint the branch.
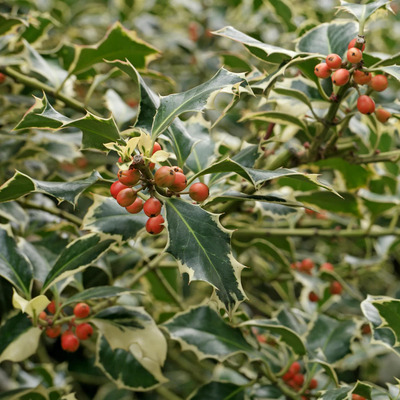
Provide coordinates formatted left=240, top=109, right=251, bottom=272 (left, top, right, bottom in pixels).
left=1, top=66, right=97, bottom=115
left=352, top=150, right=400, bottom=164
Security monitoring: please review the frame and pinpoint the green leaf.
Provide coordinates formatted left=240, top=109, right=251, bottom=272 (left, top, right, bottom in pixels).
left=0, top=225, right=33, bottom=295
left=373, top=65, right=400, bottom=82
left=319, top=387, right=351, bottom=400
left=240, top=111, right=307, bottom=131
left=42, top=233, right=117, bottom=292
left=14, top=93, right=71, bottom=130
left=65, top=113, right=121, bottom=151
left=0, top=170, right=103, bottom=205
left=82, top=195, right=147, bottom=241
left=0, top=313, right=41, bottom=363
left=358, top=189, right=400, bottom=215
left=0, top=387, right=49, bottom=400
left=69, top=22, right=159, bottom=75
left=96, top=335, right=164, bottom=391
left=337, top=1, right=393, bottom=23
left=296, top=21, right=358, bottom=57
left=240, top=319, right=306, bottom=355
left=269, top=0, right=296, bottom=32
left=272, top=86, right=314, bottom=111
left=189, top=381, right=246, bottom=400
left=62, top=286, right=135, bottom=307
left=212, top=26, right=298, bottom=64
left=297, top=192, right=360, bottom=216
left=151, top=68, right=244, bottom=139
left=0, top=13, right=27, bottom=35
left=306, top=314, right=357, bottom=364
left=164, top=198, right=246, bottom=313
left=162, top=306, right=254, bottom=360
left=93, top=306, right=167, bottom=390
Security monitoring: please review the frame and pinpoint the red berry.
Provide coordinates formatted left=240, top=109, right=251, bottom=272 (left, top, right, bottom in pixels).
left=47, top=300, right=57, bottom=314
left=376, top=108, right=391, bottom=123
left=309, top=378, right=318, bottom=389
left=110, top=181, right=129, bottom=199
left=352, top=395, right=366, bottom=400
left=370, top=74, right=388, bottom=92
left=332, top=69, right=350, bottom=86
left=330, top=281, right=343, bottom=295
left=75, top=323, right=94, bottom=340
left=357, top=95, right=375, bottom=115
left=347, top=47, right=363, bottom=64
left=73, top=302, right=90, bottom=319
left=309, top=291, right=319, bottom=302
left=282, top=371, right=294, bottom=381
left=149, top=162, right=155, bottom=170
left=61, top=332, right=80, bottom=352
left=320, top=262, right=334, bottom=271
left=0, top=73, right=5, bottom=84
left=189, top=183, right=209, bottom=202
left=116, top=188, right=137, bottom=207
left=143, top=198, right=162, bottom=217
left=39, top=311, right=47, bottom=320
left=293, top=374, right=304, bottom=386
left=289, top=361, right=301, bottom=374
left=125, top=197, right=143, bottom=214
left=348, top=38, right=365, bottom=52
left=362, top=324, right=372, bottom=335
left=299, top=258, right=314, bottom=274
left=152, top=142, right=162, bottom=154
left=45, top=325, right=61, bottom=338
left=353, top=70, right=372, bottom=85
left=172, top=166, right=184, bottom=174
left=314, top=63, right=331, bottom=79
left=169, top=172, right=187, bottom=192
left=146, top=215, right=165, bottom=235
left=117, top=168, right=141, bottom=186
left=154, top=166, right=176, bottom=188
left=325, top=54, right=342, bottom=69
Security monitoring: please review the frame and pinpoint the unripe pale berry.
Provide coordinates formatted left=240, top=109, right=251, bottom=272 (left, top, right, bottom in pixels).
left=332, top=69, right=350, bottom=86
left=110, top=181, right=129, bottom=199
left=75, top=323, right=94, bottom=340
left=146, top=215, right=165, bottom=235
left=125, top=197, right=143, bottom=214
left=320, top=262, right=334, bottom=271
left=325, top=54, right=342, bottom=69
left=116, top=188, right=137, bottom=207
left=348, top=38, right=365, bottom=52
left=143, top=198, right=162, bottom=217
left=45, top=325, right=61, bottom=338
left=61, top=332, right=80, bottom=352
left=347, top=47, right=363, bottom=64
left=309, top=291, right=319, bottom=302
left=357, top=95, right=375, bottom=115
left=154, top=166, right=175, bottom=188
left=152, top=142, right=162, bottom=154
left=376, top=108, right=391, bottom=123
left=169, top=172, right=187, bottom=192
left=314, top=63, right=331, bottom=79
left=370, top=74, right=388, bottom=92
left=73, top=302, right=91, bottom=319
left=353, top=70, right=371, bottom=85
left=117, top=168, right=141, bottom=186
left=189, top=183, right=209, bottom=202
left=330, top=281, right=343, bottom=295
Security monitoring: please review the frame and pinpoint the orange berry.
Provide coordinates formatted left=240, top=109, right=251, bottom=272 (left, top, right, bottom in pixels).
left=370, top=74, right=388, bottom=92
left=45, top=325, right=61, bottom=338
left=320, top=262, right=334, bottom=271
left=61, top=332, right=80, bottom=352
left=152, top=142, right=162, bottom=154
left=314, top=63, right=331, bottom=79
left=75, top=323, right=94, bottom=340
left=143, top=198, right=162, bottom=217
left=73, top=302, right=90, bottom=319
left=332, top=69, right=350, bottom=86
left=116, top=188, right=137, bottom=207
left=189, top=183, right=209, bottom=202
left=169, top=172, right=187, bottom=192
left=146, top=215, right=165, bottom=235
left=348, top=38, right=365, bottom=52
left=125, top=197, right=143, bottom=214
left=326, top=54, right=342, bottom=69
left=353, top=70, right=371, bottom=85
left=117, top=168, right=141, bottom=186
left=154, top=166, right=175, bottom=188
left=357, top=95, right=375, bottom=115
left=39, top=311, right=47, bottom=320
left=110, top=180, right=129, bottom=199
left=376, top=108, right=391, bottom=123
left=347, top=47, right=363, bottom=63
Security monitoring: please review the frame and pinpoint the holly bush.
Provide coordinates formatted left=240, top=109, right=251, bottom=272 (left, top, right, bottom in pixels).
left=1, top=0, right=400, bottom=399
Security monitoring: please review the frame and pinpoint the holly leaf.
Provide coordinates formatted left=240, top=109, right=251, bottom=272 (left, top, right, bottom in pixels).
left=0, top=170, right=103, bottom=205
left=189, top=381, right=246, bottom=400
left=165, top=198, right=246, bottom=314
left=151, top=68, right=244, bottom=139
left=162, top=306, right=254, bottom=360
left=336, top=1, right=393, bottom=24
left=69, top=22, right=159, bottom=75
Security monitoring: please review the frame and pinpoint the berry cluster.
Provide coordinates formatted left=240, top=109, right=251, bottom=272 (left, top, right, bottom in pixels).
left=39, top=301, right=93, bottom=353
left=110, top=142, right=210, bottom=235
left=282, top=361, right=318, bottom=397
left=314, top=37, right=391, bottom=122
left=291, top=260, right=342, bottom=302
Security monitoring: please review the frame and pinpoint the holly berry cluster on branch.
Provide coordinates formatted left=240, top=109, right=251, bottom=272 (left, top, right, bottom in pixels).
left=109, top=141, right=209, bottom=235
left=281, top=361, right=318, bottom=398
left=38, top=300, right=93, bottom=353
left=314, top=37, right=391, bottom=122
